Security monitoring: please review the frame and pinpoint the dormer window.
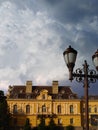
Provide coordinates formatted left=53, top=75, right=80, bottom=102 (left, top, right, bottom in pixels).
left=35, top=89, right=38, bottom=94
left=20, top=90, right=23, bottom=93
left=42, top=94, right=46, bottom=99
left=61, top=90, right=65, bottom=94
left=26, top=94, right=31, bottom=99
left=15, top=94, right=18, bottom=99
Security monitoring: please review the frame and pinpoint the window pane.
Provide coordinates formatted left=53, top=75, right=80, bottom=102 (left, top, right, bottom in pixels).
left=13, top=105, right=17, bottom=113
left=58, top=105, right=61, bottom=114
left=58, top=118, right=62, bottom=125
left=70, top=105, right=74, bottom=113
left=26, top=105, right=30, bottom=114
left=70, top=118, right=73, bottom=124
left=42, top=105, right=46, bottom=112
left=94, top=107, right=97, bottom=113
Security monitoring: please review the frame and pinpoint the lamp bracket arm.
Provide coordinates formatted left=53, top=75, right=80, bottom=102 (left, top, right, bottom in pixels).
left=87, top=74, right=98, bottom=79
left=72, top=73, right=85, bottom=78
left=73, top=73, right=98, bottom=79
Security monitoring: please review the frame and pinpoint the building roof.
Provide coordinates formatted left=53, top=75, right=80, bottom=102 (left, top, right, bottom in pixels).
left=7, top=84, right=77, bottom=99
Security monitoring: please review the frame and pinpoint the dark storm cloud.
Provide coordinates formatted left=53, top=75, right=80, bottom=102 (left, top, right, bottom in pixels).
left=38, top=0, right=98, bottom=60
left=0, top=0, right=98, bottom=96
left=4, top=0, right=98, bottom=25
left=43, top=0, right=98, bottom=24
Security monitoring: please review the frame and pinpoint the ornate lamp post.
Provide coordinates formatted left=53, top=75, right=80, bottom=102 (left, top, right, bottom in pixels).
left=63, top=46, right=98, bottom=130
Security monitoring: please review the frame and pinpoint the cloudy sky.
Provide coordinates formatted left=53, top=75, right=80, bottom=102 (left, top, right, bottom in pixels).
left=0, top=0, right=98, bottom=96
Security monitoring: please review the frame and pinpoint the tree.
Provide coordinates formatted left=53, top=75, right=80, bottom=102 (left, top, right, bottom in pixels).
left=66, top=125, right=74, bottom=130
left=48, top=118, right=56, bottom=130
left=0, top=90, right=11, bottom=130
left=24, top=118, right=31, bottom=130
left=37, top=116, right=46, bottom=130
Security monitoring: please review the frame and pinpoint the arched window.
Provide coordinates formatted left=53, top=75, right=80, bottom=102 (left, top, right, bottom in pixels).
left=94, top=107, right=97, bottom=113
left=13, top=105, right=17, bottom=113
left=42, top=104, right=46, bottom=112
left=58, top=105, right=61, bottom=114
left=26, top=105, right=30, bottom=114
left=70, top=105, right=74, bottom=113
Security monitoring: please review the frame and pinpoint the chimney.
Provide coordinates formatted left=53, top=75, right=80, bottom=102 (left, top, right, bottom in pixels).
left=52, top=81, right=58, bottom=94
left=26, top=81, right=32, bottom=93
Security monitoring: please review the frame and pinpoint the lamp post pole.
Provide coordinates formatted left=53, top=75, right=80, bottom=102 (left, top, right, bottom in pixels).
left=63, top=46, right=98, bottom=130
left=83, top=61, right=89, bottom=130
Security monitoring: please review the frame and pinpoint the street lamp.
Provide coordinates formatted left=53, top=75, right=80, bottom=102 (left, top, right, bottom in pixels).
left=63, top=45, right=98, bottom=130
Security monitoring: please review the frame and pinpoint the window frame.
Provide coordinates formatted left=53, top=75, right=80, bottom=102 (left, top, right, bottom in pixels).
left=26, top=105, right=30, bottom=114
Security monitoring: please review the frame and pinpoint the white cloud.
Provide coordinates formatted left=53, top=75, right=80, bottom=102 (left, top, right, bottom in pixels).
left=0, top=1, right=97, bottom=96
left=0, top=1, right=68, bottom=92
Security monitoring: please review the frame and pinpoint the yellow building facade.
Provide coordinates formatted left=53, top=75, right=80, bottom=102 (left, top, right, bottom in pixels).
left=81, top=98, right=98, bottom=130
left=7, top=81, right=98, bottom=130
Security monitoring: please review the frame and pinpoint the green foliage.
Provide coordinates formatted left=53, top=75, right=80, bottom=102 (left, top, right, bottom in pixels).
left=24, top=118, right=31, bottom=130
left=0, top=90, right=11, bottom=130
left=37, top=116, right=64, bottom=130
left=0, top=90, right=4, bottom=96
left=37, top=116, right=46, bottom=130
left=66, top=125, right=74, bottom=130
left=48, top=118, right=56, bottom=130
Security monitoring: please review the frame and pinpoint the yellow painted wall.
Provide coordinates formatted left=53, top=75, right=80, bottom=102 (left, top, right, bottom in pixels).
left=7, top=93, right=82, bottom=128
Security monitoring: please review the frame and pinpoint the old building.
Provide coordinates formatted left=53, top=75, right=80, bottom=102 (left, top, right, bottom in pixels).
left=7, top=81, right=82, bottom=129
left=6, top=81, right=98, bottom=130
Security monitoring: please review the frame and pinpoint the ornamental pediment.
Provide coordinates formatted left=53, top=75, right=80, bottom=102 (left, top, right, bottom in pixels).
left=36, top=89, right=51, bottom=100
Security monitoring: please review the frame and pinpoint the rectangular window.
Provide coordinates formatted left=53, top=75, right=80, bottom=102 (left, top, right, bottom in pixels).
left=13, top=105, right=17, bottom=113
left=70, top=105, right=74, bottom=113
left=42, top=94, right=46, bottom=99
left=89, top=107, right=91, bottom=113
left=70, top=118, right=73, bottom=124
left=38, top=107, right=40, bottom=113
left=82, top=107, right=85, bottom=113
left=58, top=118, right=62, bottom=125
left=26, top=105, right=30, bottom=114
left=94, top=107, right=97, bottom=113
left=42, top=105, right=46, bottom=112
left=58, top=105, right=61, bottom=114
